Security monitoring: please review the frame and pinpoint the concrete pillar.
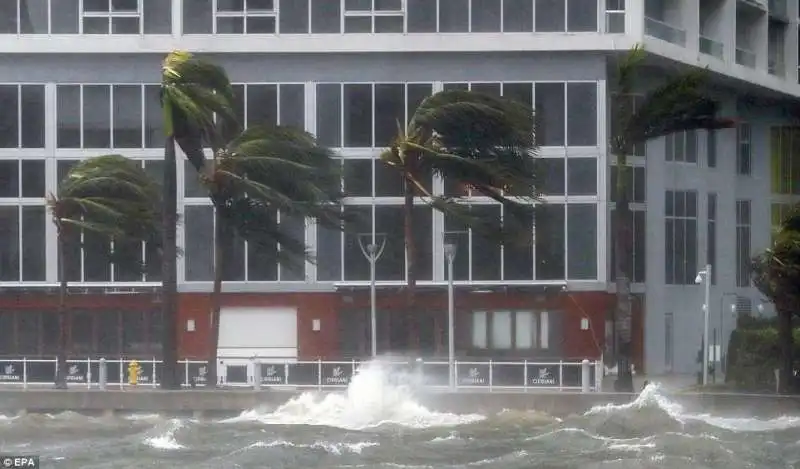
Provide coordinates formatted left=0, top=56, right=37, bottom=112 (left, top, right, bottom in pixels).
left=98, top=358, right=107, bottom=391
left=253, top=358, right=261, bottom=391
left=581, top=360, right=591, bottom=393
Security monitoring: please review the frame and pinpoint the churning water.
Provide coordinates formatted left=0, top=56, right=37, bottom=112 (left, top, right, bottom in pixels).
left=2, top=361, right=800, bottom=468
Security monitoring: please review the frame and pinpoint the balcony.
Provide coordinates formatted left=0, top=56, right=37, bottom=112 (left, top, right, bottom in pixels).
left=699, top=36, right=724, bottom=59
left=768, top=58, right=785, bottom=76
left=736, top=47, right=757, bottom=68
left=768, top=0, right=788, bottom=20
left=644, top=17, right=686, bottom=46
left=738, top=0, right=768, bottom=11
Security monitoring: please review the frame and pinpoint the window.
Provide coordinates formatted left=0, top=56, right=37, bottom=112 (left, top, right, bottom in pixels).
left=609, top=94, right=645, bottom=156
left=606, top=0, right=625, bottom=33
left=535, top=0, right=597, bottom=32
left=535, top=82, right=565, bottom=146
left=769, top=126, right=800, bottom=195
left=82, top=0, right=140, bottom=34
left=217, top=0, right=276, bottom=33
left=471, top=310, right=549, bottom=350
left=316, top=82, right=433, bottom=148
left=0, top=159, right=46, bottom=282
left=707, top=130, right=717, bottom=168
left=567, top=82, right=598, bottom=146
left=610, top=209, right=645, bottom=283
left=535, top=204, right=565, bottom=280
left=665, top=190, right=698, bottom=285
left=707, top=193, right=716, bottom=285
left=57, top=84, right=164, bottom=149
left=2, top=0, right=170, bottom=34
left=665, top=130, right=698, bottom=163
left=344, top=0, right=404, bottom=33
left=609, top=165, right=645, bottom=203
left=737, top=123, right=752, bottom=175
left=0, top=84, right=45, bottom=148
left=736, top=200, right=751, bottom=287
left=567, top=204, right=597, bottom=279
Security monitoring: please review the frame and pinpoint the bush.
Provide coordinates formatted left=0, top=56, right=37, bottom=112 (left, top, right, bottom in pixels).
left=726, top=326, right=800, bottom=391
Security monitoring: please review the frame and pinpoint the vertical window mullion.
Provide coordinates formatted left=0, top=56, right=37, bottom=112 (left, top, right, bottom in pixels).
left=110, top=85, right=115, bottom=148
left=17, top=85, right=23, bottom=148
left=212, top=0, right=218, bottom=34
left=276, top=83, right=282, bottom=125
left=79, top=85, right=84, bottom=148
left=499, top=204, right=504, bottom=280
left=467, top=0, right=472, bottom=32
left=140, top=84, right=146, bottom=148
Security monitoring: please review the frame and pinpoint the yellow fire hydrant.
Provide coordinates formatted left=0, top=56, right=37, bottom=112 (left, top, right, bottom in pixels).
left=128, top=360, right=140, bottom=386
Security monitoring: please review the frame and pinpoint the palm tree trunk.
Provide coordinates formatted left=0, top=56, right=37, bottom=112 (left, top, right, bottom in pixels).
left=403, top=176, right=418, bottom=352
left=160, top=135, right=180, bottom=389
left=778, top=307, right=794, bottom=394
left=614, top=159, right=634, bottom=393
left=55, top=232, right=68, bottom=390
left=207, top=210, right=224, bottom=388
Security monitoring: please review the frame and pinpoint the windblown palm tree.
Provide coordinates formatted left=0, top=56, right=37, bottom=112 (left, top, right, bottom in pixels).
left=380, top=89, right=539, bottom=350
left=159, top=50, right=237, bottom=389
left=752, top=205, right=800, bottom=393
left=609, top=45, right=735, bottom=391
left=194, top=124, right=343, bottom=386
left=47, top=155, right=161, bottom=389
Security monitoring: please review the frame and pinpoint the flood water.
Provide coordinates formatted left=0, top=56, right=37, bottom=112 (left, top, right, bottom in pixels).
left=1, top=363, right=799, bottom=468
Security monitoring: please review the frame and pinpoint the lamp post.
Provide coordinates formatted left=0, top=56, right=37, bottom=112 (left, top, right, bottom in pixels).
left=695, top=264, right=712, bottom=386
left=444, top=242, right=456, bottom=390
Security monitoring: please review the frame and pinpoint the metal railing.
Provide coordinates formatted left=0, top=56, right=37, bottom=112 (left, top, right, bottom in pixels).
left=736, top=47, right=757, bottom=68
left=644, top=16, right=686, bottom=46
left=0, top=357, right=603, bottom=393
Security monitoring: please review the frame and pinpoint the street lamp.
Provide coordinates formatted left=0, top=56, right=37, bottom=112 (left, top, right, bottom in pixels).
left=359, top=234, right=386, bottom=359
left=695, top=264, right=712, bottom=386
left=443, top=242, right=457, bottom=390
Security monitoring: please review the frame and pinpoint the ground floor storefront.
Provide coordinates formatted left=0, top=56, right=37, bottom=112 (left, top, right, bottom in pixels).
left=0, top=287, right=644, bottom=371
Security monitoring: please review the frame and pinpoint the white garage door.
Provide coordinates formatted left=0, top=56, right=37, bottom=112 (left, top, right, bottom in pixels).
left=218, top=307, right=298, bottom=361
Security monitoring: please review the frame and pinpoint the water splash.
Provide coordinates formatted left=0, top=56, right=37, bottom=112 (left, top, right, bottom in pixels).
left=225, top=360, right=484, bottom=430
left=142, top=419, right=184, bottom=450
left=250, top=440, right=378, bottom=454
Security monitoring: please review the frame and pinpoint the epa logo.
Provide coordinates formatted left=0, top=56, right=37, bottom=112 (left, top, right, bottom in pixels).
left=1, top=455, right=39, bottom=468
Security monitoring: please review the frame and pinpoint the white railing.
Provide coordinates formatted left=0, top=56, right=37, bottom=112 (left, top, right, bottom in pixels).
left=0, top=357, right=603, bottom=393
left=644, top=17, right=686, bottom=46
left=736, top=47, right=757, bottom=68
left=699, top=35, right=724, bottom=60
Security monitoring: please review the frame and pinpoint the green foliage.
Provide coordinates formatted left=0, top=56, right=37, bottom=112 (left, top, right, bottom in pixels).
left=48, top=154, right=162, bottom=272
left=161, top=50, right=237, bottom=170
left=752, top=205, right=800, bottom=313
left=380, top=89, right=539, bottom=244
left=726, top=326, right=800, bottom=391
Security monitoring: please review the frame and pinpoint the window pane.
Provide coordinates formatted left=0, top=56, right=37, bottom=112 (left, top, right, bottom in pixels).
left=0, top=312, right=14, bottom=354
left=567, top=82, right=596, bottom=146
left=567, top=0, right=597, bottom=31
left=567, top=157, right=597, bottom=195
left=183, top=0, right=213, bottom=33
left=0, top=161, right=18, bottom=198
left=536, top=158, right=565, bottom=195
left=51, top=0, right=80, bottom=33
left=472, top=311, right=487, bottom=348
left=503, top=82, right=533, bottom=107
left=503, top=0, right=533, bottom=32
left=21, top=206, right=46, bottom=281
left=114, top=239, right=144, bottom=281
left=97, top=311, right=120, bottom=355
left=443, top=214, right=469, bottom=280
left=317, top=216, right=342, bottom=281
left=42, top=313, right=59, bottom=355
left=0, top=85, right=18, bottom=148
left=503, top=209, right=533, bottom=280
left=83, top=85, right=111, bottom=148
left=0, top=207, right=20, bottom=281
left=113, top=85, right=142, bottom=148
left=535, top=0, right=565, bottom=31
left=122, top=310, right=147, bottom=355
left=310, top=0, right=341, bottom=33
left=535, top=82, right=565, bottom=146
left=375, top=205, right=404, bottom=280
left=144, top=85, right=163, bottom=148
left=343, top=84, right=373, bottom=147
left=343, top=205, right=372, bottom=281
left=374, top=160, right=404, bottom=197
left=84, top=16, right=109, bottom=33
left=21, top=85, right=45, bottom=148
left=412, top=205, right=433, bottom=281
left=343, top=159, right=372, bottom=197
left=316, top=84, right=341, bottom=146
left=84, top=231, right=111, bottom=281
left=279, top=84, right=305, bottom=129
left=247, top=84, right=278, bottom=126
left=17, top=312, right=39, bottom=355
left=374, top=84, right=404, bottom=147
left=220, top=227, right=246, bottom=281
left=112, top=16, right=140, bottom=34
left=57, top=85, right=81, bottom=148
left=279, top=0, right=309, bottom=33
left=407, top=0, right=436, bottom=32
left=217, top=16, right=243, bottom=33
left=184, top=205, right=214, bottom=281
left=143, top=0, right=172, bottom=33
left=0, top=2, right=19, bottom=34
left=439, top=0, right=468, bottom=32
left=471, top=205, right=501, bottom=281
left=246, top=209, right=278, bottom=281
left=471, top=0, right=501, bottom=32
left=184, top=161, right=207, bottom=198
left=247, top=16, right=275, bottom=33
left=535, top=204, right=565, bottom=280
left=515, top=311, right=534, bottom=349
left=278, top=213, right=306, bottom=281
left=567, top=204, right=597, bottom=279
left=492, top=311, right=512, bottom=349
left=22, top=159, right=46, bottom=196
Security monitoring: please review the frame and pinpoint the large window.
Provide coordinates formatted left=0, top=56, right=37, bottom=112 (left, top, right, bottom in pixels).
left=735, top=200, right=751, bottom=287
left=707, top=193, right=716, bottom=285
left=0, top=160, right=47, bottom=282
left=605, top=0, right=625, bottom=33
left=471, top=310, right=550, bottom=350
left=56, top=84, right=164, bottom=149
left=0, top=84, right=45, bottom=149
left=665, top=190, right=697, bottom=285
left=227, top=83, right=306, bottom=130
left=609, top=209, right=645, bottom=283
left=769, top=126, right=800, bottom=195
left=737, top=123, right=752, bottom=175
left=56, top=159, right=162, bottom=283
left=665, top=130, right=697, bottom=163
left=0, top=0, right=171, bottom=34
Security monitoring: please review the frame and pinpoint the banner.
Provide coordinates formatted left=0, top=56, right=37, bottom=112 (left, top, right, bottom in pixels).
left=180, top=362, right=210, bottom=387
left=456, top=363, right=490, bottom=386
left=0, top=361, right=22, bottom=382
left=64, top=361, right=89, bottom=384
left=320, top=362, right=354, bottom=386
left=260, top=363, right=287, bottom=385
left=526, top=364, right=559, bottom=387
left=286, top=362, right=319, bottom=386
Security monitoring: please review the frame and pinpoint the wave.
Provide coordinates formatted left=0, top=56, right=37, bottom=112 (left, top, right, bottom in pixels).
left=225, top=360, right=484, bottom=430
left=142, top=418, right=185, bottom=450
left=250, top=439, right=378, bottom=454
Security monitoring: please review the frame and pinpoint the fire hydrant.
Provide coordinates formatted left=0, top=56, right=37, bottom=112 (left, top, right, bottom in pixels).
left=128, top=360, right=140, bottom=386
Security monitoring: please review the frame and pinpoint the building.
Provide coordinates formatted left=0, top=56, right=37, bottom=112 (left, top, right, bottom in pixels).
left=0, top=0, right=799, bottom=377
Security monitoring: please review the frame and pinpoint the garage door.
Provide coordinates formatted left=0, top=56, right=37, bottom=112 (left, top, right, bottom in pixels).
left=217, top=307, right=298, bottom=361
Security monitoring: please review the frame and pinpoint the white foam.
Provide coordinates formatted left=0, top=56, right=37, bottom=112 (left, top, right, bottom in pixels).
left=124, top=413, right=163, bottom=422
left=250, top=440, right=378, bottom=454
left=225, top=360, right=484, bottom=430
left=143, top=419, right=185, bottom=450
left=587, top=383, right=800, bottom=433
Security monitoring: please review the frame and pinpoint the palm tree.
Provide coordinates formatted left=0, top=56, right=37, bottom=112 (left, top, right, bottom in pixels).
left=609, top=45, right=735, bottom=391
left=380, top=89, right=539, bottom=351
left=194, top=125, right=343, bottom=386
left=752, top=205, right=800, bottom=393
left=47, top=155, right=161, bottom=389
left=159, top=50, right=236, bottom=389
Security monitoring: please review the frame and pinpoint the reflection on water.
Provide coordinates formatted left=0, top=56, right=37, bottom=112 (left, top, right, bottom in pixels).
left=1, top=362, right=799, bottom=469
